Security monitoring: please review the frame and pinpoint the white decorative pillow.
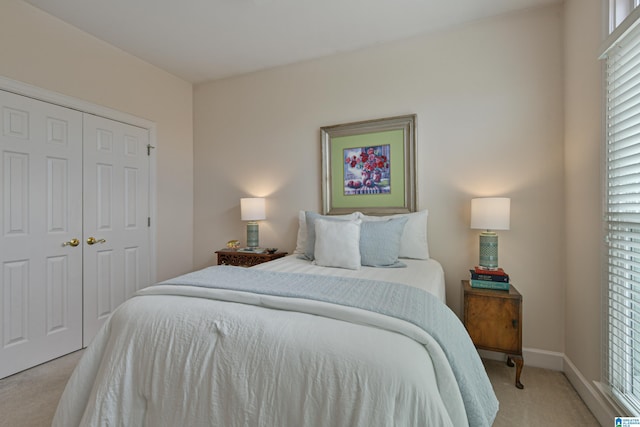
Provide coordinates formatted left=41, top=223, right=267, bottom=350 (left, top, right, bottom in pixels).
left=294, top=210, right=307, bottom=254
left=294, top=210, right=360, bottom=255
left=303, top=211, right=360, bottom=260
left=313, top=218, right=362, bottom=270
left=360, top=210, right=429, bottom=259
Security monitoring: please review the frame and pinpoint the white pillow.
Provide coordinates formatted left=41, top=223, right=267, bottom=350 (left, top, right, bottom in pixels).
left=294, top=210, right=360, bottom=255
left=313, top=218, right=362, bottom=270
left=294, top=210, right=308, bottom=254
left=301, top=211, right=361, bottom=260
left=359, top=210, right=429, bottom=259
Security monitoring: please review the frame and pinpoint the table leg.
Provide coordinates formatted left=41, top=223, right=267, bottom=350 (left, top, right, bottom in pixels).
left=506, top=355, right=524, bottom=389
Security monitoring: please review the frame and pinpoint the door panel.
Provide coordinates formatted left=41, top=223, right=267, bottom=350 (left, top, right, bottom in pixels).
left=83, top=114, right=150, bottom=345
left=0, top=90, right=83, bottom=378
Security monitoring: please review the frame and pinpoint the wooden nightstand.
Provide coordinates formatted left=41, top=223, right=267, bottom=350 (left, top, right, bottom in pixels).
left=215, top=249, right=287, bottom=267
left=462, top=279, right=524, bottom=389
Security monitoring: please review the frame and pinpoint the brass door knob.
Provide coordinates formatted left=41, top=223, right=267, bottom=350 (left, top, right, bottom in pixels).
left=86, top=237, right=106, bottom=245
left=62, top=238, right=80, bottom=247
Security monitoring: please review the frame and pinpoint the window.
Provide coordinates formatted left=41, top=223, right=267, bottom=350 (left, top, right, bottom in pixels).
left=610, top=0, right=640, bottom=32
left=604, top=5, right=640, bottom=416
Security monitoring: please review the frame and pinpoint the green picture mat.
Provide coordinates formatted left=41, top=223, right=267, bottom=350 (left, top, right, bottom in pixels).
left=330, top=129, right=405, bottom=209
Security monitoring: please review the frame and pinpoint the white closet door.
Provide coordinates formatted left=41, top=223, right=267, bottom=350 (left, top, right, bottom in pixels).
left=83, top=114, right=151, bottom=345
left=0, top=90, right=83, bottom=378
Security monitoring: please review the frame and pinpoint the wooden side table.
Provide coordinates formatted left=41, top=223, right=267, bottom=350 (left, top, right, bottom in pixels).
left=462, top=279, right=524, bottom=389
left=215, top=249, right=287, bottom=267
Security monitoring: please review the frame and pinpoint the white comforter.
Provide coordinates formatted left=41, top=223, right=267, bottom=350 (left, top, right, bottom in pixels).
left=52, top=285, right=470, bottom=427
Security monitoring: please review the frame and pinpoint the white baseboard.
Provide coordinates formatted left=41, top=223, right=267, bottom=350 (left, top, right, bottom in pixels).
left=479, top=347, right=564, bottom=371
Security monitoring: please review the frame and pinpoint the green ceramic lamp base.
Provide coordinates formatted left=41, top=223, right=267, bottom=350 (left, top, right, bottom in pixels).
left=479, top=231, right=498, bottom=269
left=246, top=222, right=259, bottom=248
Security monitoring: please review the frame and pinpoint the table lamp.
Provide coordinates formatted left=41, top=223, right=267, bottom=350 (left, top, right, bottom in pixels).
left=241, top=197, right=266, bottom=249
left=470, top=197, right=510, bottom=269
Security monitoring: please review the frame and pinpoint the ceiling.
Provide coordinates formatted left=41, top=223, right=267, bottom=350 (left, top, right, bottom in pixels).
left=23, top=0, right=560, bottom=84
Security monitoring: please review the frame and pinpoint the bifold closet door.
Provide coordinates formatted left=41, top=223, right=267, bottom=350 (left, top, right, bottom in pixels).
left=82, top=114, right=151, bottom=345
left=0, top=90, right=83, bottom=379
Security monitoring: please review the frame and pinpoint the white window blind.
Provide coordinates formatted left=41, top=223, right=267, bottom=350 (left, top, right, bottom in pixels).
left=605, top=16, right=640, bottom=416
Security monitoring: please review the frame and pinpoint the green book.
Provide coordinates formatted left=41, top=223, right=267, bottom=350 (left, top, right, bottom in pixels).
left=470, top=279, right=510, bottom=291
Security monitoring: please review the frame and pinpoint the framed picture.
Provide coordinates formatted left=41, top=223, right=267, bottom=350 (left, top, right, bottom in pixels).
left=321, top=114, right=416, bottom=215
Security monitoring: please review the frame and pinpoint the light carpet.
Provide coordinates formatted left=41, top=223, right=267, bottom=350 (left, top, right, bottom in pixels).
left=484, top=358, right=600, bottom=426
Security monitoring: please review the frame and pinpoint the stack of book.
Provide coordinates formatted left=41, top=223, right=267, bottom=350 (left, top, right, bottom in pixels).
left=469, top=266, right=510, bottom=290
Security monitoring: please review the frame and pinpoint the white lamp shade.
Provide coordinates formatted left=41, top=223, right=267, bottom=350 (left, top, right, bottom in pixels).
left=470, top=197, right=510, bottom=230
left=241, top=197, right=266, bottom=221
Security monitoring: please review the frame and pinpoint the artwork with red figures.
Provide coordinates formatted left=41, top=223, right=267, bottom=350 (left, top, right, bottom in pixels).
left=343, top=144, right=391, bottom=195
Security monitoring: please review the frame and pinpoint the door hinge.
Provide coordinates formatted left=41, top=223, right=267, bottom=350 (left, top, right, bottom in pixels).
left=147, top=144, right=156, bottom=156
left=148, top=217, right=151, bottom=227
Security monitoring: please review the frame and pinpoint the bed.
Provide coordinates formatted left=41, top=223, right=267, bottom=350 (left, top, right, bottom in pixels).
left=52, top=210, right=498, bottom=427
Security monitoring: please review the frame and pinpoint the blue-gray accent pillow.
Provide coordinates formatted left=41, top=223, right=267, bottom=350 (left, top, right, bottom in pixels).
left=360, top=217, right=408, bottom=268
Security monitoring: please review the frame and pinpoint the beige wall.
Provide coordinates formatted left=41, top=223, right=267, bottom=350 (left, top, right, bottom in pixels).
left=0, top=0, right=194, bottom=281
left=564, top=0, right=603, bottom=386
left=194, top=5, right=566, bottom=352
